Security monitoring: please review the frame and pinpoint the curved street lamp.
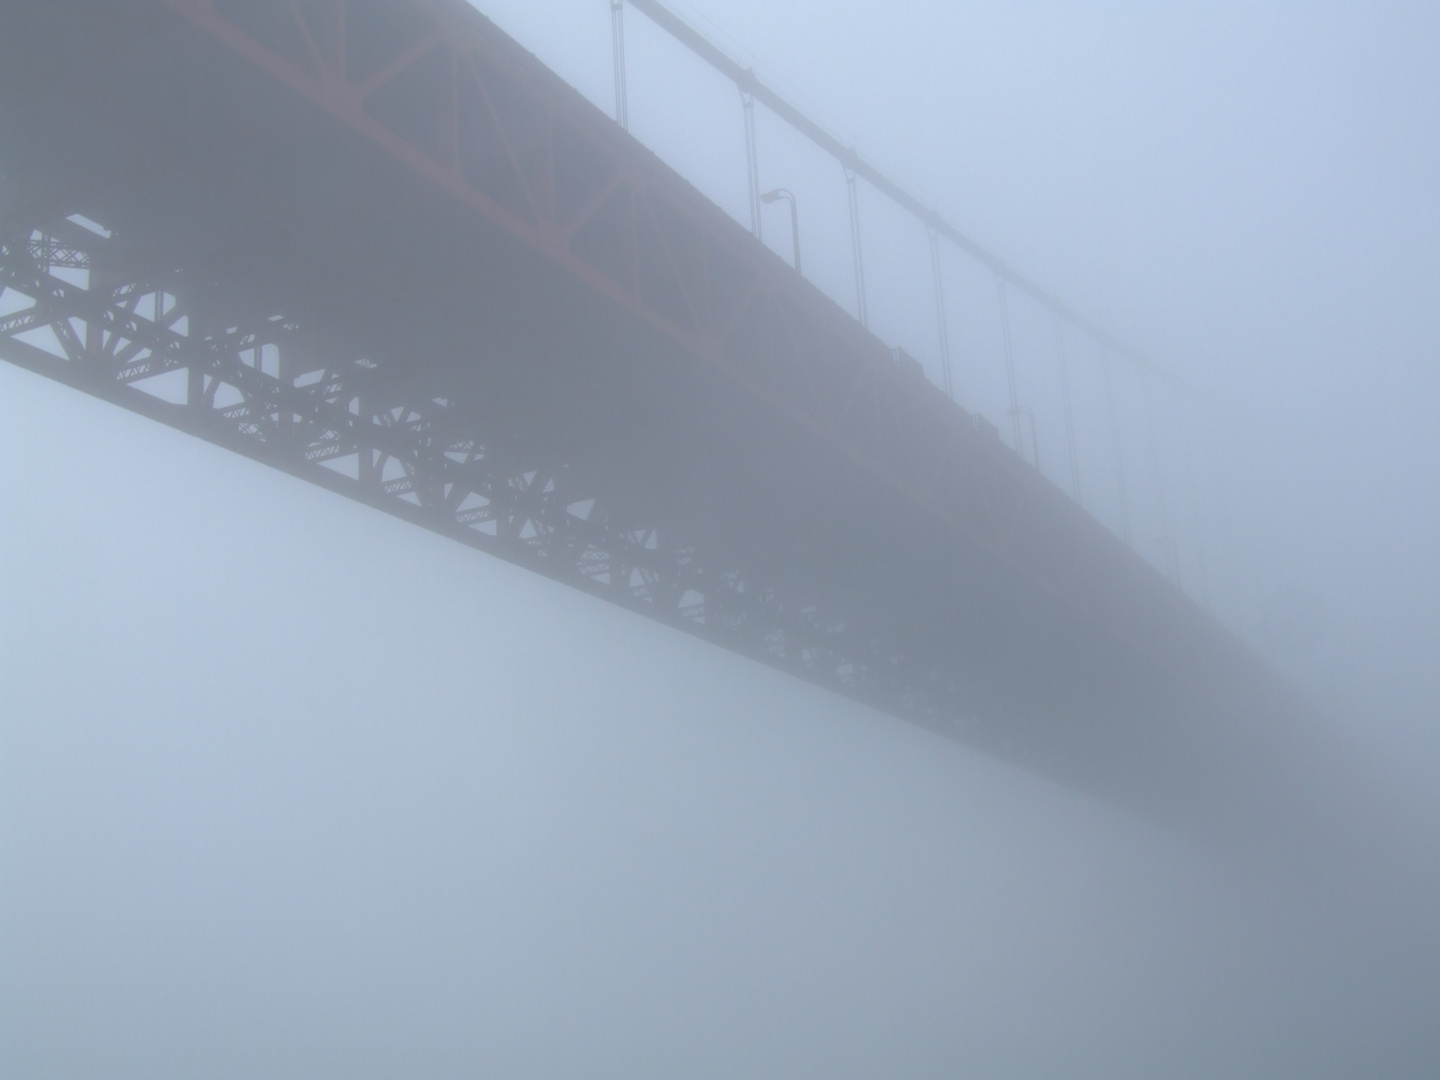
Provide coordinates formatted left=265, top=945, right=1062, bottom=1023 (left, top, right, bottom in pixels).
left=760, top=188, right=801, bottom=275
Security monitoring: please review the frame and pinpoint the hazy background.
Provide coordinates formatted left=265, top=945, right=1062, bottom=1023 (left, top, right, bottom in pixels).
left=3, top=1, right=1439, bottom=1076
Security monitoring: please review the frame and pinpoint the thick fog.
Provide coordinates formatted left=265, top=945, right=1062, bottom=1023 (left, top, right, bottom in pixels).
left=3, top=1, right=1439, bottom=1077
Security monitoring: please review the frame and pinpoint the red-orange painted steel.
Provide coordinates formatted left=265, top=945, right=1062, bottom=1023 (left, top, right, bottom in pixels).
left=158, top=0, right=1232, bottom=689
left=0, top=0, right=1342, bottom=845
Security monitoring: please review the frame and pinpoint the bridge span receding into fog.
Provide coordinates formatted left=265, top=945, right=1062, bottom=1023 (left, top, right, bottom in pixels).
left=0, top=0, right=1353, bottom=846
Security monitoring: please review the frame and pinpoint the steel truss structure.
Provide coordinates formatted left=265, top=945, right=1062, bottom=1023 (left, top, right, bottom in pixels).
left=0, top=212, right=967, bottom=730
left=0, top=0, right=1353, bottom=844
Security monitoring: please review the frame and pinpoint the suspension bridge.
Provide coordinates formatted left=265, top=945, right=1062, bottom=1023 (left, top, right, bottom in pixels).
left=0, top=0, right=1361, bottom=848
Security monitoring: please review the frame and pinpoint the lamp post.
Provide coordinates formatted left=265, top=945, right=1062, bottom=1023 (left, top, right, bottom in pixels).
left=760, top=188, right=801, bottom=275
left=1008, top=403, right=1042, bottom=473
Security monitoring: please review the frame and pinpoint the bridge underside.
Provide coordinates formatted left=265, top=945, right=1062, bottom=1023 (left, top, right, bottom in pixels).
left=0, top=0, right=1344, bottom=846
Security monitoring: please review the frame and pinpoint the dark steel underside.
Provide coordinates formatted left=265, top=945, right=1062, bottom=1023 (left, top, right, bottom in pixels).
left=0, top=0, right=1349, bottom=846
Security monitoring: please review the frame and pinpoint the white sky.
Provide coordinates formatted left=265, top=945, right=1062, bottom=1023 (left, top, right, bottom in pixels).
left=4, top=2, right=1439, bottom=1076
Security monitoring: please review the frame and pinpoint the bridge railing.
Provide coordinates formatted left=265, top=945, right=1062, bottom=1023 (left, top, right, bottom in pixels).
left=599, top=0, right=1248, bottom=632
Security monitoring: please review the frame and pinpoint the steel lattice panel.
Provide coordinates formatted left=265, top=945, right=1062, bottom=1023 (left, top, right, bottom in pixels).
left=0, top=0, right=1349, bottom=845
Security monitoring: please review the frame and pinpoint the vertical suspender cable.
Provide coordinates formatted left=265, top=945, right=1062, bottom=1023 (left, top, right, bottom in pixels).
left=1052, top=314, right=1082, bottom=505
left=623, top=0, right=1205, bottom=408
left=742, top=89, right=761, bottom=241
left=1143, top=382, right=1180, bottom=588
left=610, top=0, right=629, bottom=131
left=846, top=167, right=868, bottom=327
left=996, top=274, right=1022, bottom=452
left=929, top=228, right=953, bottom=400
left=1208, top=414, right=1246, bottom=630
left=1101, top=350, right=1132, bottom=546
left=1183, top=434, right=1211, bottom=609
left=1017, top=406, right=1042, bottom=474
